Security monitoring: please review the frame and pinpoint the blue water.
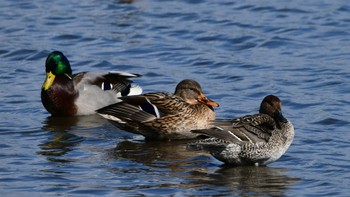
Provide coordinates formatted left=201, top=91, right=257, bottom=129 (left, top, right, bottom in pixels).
left=1, top=0, right=350, bottom=196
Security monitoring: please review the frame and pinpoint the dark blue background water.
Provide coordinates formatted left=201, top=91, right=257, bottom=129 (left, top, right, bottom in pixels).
left=1, top=0, right=349, bottom=196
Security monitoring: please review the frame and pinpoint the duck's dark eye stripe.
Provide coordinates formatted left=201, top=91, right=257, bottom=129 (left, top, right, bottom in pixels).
left=268, top=100, right=274, bottom=106
left=102, top=82, right=113, bottom=90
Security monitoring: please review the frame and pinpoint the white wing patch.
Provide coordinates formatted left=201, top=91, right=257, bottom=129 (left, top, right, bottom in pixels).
left=101, top=82, right=113, bottom=90
left=226, top=129, right=243, bottom=142
left=98, top=114, right=126, bottom=124
left=108, top=71, right=140, bottom=77
left=146, top=97, right=160, bottom=118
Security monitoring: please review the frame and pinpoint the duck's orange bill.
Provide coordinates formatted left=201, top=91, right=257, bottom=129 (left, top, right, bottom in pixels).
left=205, top=100, right=219, bottom=107
left=199, top=94, right=220, bottom=107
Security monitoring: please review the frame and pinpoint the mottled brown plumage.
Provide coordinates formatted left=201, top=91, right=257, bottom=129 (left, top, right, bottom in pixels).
left=97, top=79, right=219, bottom=140
left=188, top=95, right=294, bottom=166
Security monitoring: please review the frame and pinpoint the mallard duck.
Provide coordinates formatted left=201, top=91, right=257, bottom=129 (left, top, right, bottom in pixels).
left=188, top=95, right=294, bottom=166
left=97, top=79, right=219, bottom=140
left=41, top=51, right=142, bottom=116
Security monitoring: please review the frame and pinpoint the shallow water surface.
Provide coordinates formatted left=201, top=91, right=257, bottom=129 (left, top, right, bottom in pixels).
left=0, top=0, right=350, bottom=196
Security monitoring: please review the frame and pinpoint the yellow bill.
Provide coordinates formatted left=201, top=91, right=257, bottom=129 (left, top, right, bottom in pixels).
left=42, top=71, right=55, bottom=90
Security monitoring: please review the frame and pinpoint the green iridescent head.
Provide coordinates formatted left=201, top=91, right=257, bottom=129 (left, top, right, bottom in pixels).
left=45, top=51, right=72, bottom=75
left=42, top=51, right=72, bottom=90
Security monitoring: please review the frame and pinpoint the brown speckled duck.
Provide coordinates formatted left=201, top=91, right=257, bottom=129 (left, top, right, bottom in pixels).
left=41, top=51, right=142, bottom=116
left=188, top=95, right=294, bottom=166
left=97, top=79, right=219, bottom=140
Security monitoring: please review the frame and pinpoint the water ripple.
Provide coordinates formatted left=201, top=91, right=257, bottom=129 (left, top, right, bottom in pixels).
left=1, top=0, right=350, bottom=196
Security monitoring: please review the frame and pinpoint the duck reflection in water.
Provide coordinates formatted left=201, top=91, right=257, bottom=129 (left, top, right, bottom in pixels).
left=38, top=115, right=110, bottom=162
left=106, top=140, right=205, bottom=170
left=105, top=140, right=299, bottom=195
left=190, top=165, right=300, bottom=196
left=42, top=114, right=110, bottom=132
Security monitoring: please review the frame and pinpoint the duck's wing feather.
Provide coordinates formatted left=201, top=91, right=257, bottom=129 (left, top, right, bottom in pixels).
left=193, top=114, right=276, bottom=144
left=120, top=93, right=189, bottom=115
left=97, top=101, right=157, bottom=123
left=103, top=72, right=142, bottom=96
left=187, top=137, right=230, bottom=152
left=73, top=71, right=142, bottom=96
left=96, top=92, right=186, bottom=122
left=192, top=126, right=244, bottom=144
left=230, top=114, right=276, bottom=142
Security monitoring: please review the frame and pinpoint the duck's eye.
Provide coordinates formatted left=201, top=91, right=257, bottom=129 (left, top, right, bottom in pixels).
left=102, top=82, right=113, bottom=90
left=267, top=100, right=274, bottom=106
